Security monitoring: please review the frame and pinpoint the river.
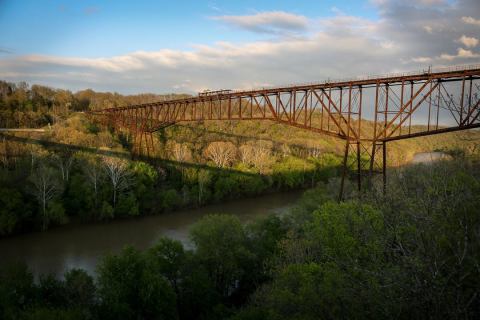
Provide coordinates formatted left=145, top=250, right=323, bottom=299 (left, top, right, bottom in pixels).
left=0, top=190, right=304, bottom=278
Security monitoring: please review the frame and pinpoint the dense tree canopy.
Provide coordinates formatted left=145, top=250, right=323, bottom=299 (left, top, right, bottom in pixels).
left=1, top=158, right=479, bottom=319
left=1, top=80, right=480, bottom=319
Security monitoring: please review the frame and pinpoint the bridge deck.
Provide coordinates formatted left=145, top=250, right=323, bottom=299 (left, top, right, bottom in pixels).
left=89, top=64, right=480, bottom=199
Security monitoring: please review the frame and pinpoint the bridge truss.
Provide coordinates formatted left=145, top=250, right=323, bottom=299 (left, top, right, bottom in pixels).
left=89, top=64, right=480, bottom=199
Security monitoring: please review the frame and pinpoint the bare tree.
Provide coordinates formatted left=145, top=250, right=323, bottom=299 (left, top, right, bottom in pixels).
left=204, top=141, right=236, bottom=168
left=280, top=143, right=291, bottom=158
left=29, top=164, right=61, bottom=230
left=251, top=140, right=272, bottom=173
left=26, top=144, right=48, bottom=173
left=239, top=144, right=255, bottom=165
left=306, top=141, right=322, bottom=158
left=102, top=157, right=133, bottom=207
left=171, top=142, right=192, bottom=162
left=239, top=140, right=272, bottom=173
left=81, top=155, right=104, bottom=207
left=51, top=150, right=75, bottom=182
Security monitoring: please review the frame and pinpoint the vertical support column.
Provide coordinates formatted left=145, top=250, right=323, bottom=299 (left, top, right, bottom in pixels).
left=436, top=81, right=441, bottom=129
left=151, top=132, right=155, bottom=157
left=382, top=141, right=387, bottom=195
left=356, top=142, right=361, bottom=192
left=304, top=90, right=308, bottom=126
left=427, top=81, right=432, bottom=130
left=133, top=108, right=139, bottom=158
left=384, top=84, right=389, bottom=138
left=209, top=98, right=213, bottom=120
left=460, top=77, right=465, bottom=124
left=145, top=131, right=150, bottom=158
left=250, top=96, right=253, bottom=118
left=338, top=140, right=350, bottom=202
left=239, top=97, right=242, bottom=119
left=369, top=82, right=380, bottom=180
left=339, top=87, right=343, bottom=134
left=408, top=81, right=413, bottom=134
left=467, top=77, right=473, bottom=126
left=399, top=80, right=404, bottom=135
left=347, top=84, right=352, bottom=139
left=358, top=85, right=362, bottom=139
left=319, top=90, right=324, bottom=130
left=339, top=140, right=368, bottom=199
left=292, top=90, right=296, bottom=123
left=228, top=96, right=232, bottom=119
left=327, top=87, right=332, bottom=131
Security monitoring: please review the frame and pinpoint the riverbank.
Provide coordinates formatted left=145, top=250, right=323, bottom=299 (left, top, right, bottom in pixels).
left=0, top=189, right=304, bottom=277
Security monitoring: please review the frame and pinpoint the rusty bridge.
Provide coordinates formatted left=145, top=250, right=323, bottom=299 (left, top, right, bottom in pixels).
left=89, top=64, right=480, bottom=199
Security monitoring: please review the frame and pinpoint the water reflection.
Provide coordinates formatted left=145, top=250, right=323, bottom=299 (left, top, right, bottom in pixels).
left=0, top=190, right=303, bottom=277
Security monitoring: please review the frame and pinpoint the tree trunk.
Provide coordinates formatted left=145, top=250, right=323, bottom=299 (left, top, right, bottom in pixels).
left=42, top=192, right=47, bottom=231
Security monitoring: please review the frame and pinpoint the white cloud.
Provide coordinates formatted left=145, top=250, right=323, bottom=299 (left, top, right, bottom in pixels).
left=457, top=35, right=479, bottom=47
left=1, top=1, right=480, bottom=94
left=440, top=48, right=480, bottom=60
left=418, top=0, right=445, bottom=5
left=0, top=32, right=396, bottom=93
left=457, top=47, right=478, bottom=57
left=411, top=56, right=433, bottom=63
left=462, top=16, right=480, bottom=26
left=211, top=11, right=309, bottom=34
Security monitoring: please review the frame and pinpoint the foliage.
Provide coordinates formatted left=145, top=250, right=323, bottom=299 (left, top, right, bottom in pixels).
left=0, top=188, right=28, bottom=235
left=2, top=81, right=480, bottom=318
left=1, top=159, right=480, bottom=319
left=96, top=246, right=177, bottom=320
left=190, top=214, right=253, bottom=298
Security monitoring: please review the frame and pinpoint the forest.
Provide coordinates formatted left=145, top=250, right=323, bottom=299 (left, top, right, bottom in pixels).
left=0, top=80, right=346, bottom=236
left=1, top=81, right=479, bottom=319
left=1, top=159, right=479, bottom=319
left=1, top=80, right=479, bottom=236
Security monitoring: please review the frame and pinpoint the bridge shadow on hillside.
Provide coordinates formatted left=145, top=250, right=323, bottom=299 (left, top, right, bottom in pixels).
left=0, top=133, right=261, bottom=177
left=164, top=123, right=336, bottom=157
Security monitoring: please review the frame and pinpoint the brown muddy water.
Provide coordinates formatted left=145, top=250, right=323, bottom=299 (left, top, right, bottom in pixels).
left=0, top=190, right=304, bottom=277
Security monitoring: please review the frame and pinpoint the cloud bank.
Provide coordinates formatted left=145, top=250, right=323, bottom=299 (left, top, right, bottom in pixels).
left=0, top=0, right=479, bottom=94
left=211, top=11, right=309, bottom=35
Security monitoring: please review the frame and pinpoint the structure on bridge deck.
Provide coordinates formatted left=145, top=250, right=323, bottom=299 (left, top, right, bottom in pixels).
left=88, top=64, right=480, bottom=199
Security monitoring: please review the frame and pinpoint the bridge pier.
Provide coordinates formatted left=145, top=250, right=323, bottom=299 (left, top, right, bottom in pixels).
left=338, top=140, right=387, bottom=201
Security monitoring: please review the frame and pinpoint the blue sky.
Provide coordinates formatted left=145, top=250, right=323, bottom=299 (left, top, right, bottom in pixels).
left=0, top=0, right=479, bottom=94
left=0, top=0, right=378, bottom=57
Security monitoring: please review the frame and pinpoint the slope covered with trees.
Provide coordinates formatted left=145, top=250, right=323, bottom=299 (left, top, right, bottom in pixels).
left=1, top=158, right=479, bottom=319
left=1, top=80, right=479, bottom=237
left=0, top=112, right=342, bottom=236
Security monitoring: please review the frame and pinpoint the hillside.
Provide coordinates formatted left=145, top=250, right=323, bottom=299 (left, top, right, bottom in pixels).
left=1, top=81, right=479, bottom=237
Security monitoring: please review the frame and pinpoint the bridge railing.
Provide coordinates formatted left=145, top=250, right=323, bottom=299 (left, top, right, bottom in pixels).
left=230, top=63, right=480, bottom=93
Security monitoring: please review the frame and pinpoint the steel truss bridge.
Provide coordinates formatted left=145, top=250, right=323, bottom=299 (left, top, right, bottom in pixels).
left=89, top=64, right=480, bottom=199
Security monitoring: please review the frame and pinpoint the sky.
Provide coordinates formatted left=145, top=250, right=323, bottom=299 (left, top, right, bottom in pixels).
left=0, top=0, right=479, bottom=94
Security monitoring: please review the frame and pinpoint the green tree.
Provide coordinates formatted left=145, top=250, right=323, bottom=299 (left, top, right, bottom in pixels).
left=46, top=201, right=68, bottom=226
left=0, top=262, right=36, bottom=319
left=99, top=201, right=114, bottom=220
left=197, top=169, right=211, bottom=205
left=161, top=188, right=182, bottom=210
left=97, top=246, right=177, bottom=320
left=0, top=188, right=28, bottom=236
left=64, top=268, right=96, bottom=311
left=37, top=274, right=67, bottom=308
left=147, top=237, right=185, bottom=294
left=115, top=193, right=139, bottom=217
left=190, top=214, right=253, bottom=298
left=28, top=164, right=62, bottom=230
